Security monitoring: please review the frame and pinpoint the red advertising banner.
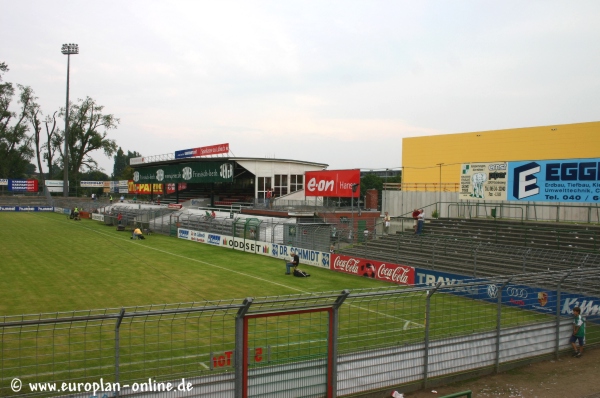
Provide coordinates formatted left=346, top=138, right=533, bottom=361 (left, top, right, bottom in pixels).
left=304, top=169, right=360, bottom=197
left=8, top=179, right=38, bottom=192
left=330, top=254, right=415, bottom=285
left=175, top=143, right=230, bottom=159
left=198, top=143, right=229, bottom=156
left=127, top=182, right=187, bottom=194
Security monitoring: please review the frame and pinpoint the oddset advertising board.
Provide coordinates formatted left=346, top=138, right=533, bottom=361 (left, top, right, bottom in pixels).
left=304, top=169, right=360, bottom=197
left=176, top=228, right=331, bottom=268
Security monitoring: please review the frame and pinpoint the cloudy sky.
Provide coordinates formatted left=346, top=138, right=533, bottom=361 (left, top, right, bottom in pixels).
left=2, top=0, right=599, bottom=175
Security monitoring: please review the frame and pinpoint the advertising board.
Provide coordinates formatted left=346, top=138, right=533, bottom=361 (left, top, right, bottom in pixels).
left=331, top=254, right=415, bottom=285
left=176, top=228, right=330, bottom=268
left=175, top=143, right=229, bottom=159
left=0, top=206, right=54, bottom=212
left=415, top=268, right=600, bottom=320
left=460, top=158, right=600, bottom=203
left=508, top=158, right=600, bottom=202
left=0, top=179, right=7, bottom=186
left=304, top=169, right=360, bottom=197
left=45, top=180, right=66, bottom=193
left=133, top=162, right=234, bottom=184
left=8, top=179, right=38, bottom=192
left=459, top=162, right=508, bottom=200
left=80, top=181, right=105, bottom=188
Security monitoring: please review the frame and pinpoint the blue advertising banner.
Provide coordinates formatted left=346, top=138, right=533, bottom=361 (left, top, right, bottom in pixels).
left=507, top=158, right=600, bottom=202
left=415, top=268, right=600, bottom=322
left=0, top=206, right=54, bottom=211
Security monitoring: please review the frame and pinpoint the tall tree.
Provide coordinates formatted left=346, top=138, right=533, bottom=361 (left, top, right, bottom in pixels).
left=21, top=85, right=46, bottom=185
left=113, top=148, right=141, bottom=179
left=0, top=63, right=34, bottom=178
left=56, top=96, right=119, bottom=183
left=43, top=112, right=60, bottom=179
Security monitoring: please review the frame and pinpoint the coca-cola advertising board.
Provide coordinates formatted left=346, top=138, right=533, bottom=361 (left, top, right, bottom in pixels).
left=330, top=254, right=415, bottom=285
left=304, top=169, right=360, bottom=197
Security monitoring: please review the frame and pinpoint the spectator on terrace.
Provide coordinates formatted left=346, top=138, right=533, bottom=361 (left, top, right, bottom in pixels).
left=416, top=209, right=425, bottom=235
left=412, top=209, right=420, bottom=233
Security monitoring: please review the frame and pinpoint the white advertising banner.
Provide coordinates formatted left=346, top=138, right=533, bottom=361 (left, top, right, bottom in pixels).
left=45, top=180, right=67, bottom=193
left=92, top=213, right=105, bottom=222
left=176, top=228, right=331, bottom=269
left=459, top=162, right=508, bottom=201
left=80, top=181, right=105, bottom=188
left=0, top=179, right=8, bottom=186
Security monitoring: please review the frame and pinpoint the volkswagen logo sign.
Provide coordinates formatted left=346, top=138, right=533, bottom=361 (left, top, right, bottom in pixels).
left=487, top=284, right=498, bottom=298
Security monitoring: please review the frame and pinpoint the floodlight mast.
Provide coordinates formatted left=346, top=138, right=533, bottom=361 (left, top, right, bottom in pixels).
left=61, top=43, right=79, bottom=197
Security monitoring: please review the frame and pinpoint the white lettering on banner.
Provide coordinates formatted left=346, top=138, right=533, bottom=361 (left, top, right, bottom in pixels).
left=333, top=257, right=360, bottom=273
left=562, top=298, right=599, bottom=316
left=377, top=264, right=410, bottom=284
left=416, top=273, right=479, bottom=295
left=306, top=177, right=334, bottom=193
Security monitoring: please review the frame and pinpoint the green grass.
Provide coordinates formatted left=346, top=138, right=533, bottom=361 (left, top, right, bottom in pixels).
left=0, top=212, right=392, bottom=315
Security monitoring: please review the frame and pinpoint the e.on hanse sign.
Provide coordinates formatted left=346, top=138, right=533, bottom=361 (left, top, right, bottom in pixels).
left=304, top=169, right=360, bottom=198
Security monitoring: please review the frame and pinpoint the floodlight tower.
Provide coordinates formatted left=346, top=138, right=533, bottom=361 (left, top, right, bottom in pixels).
left=61, top=43, right=79, bottom=197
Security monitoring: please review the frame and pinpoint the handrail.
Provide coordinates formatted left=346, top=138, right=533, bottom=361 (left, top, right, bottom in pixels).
left=447, top=202, right=524, bottom=223
left=440, top=390, right=472, bottom=398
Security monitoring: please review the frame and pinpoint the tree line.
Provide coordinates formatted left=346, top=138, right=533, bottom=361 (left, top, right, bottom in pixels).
left=0, top=62, right=139, bottom=189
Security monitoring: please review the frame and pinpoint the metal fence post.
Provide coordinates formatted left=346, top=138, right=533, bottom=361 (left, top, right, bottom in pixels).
left=114, top=308, right=125, bottom=397
left=331, top=290, right=350, bottom=397
left=555, top=270, right=573, bottom=359
left=495, top=278, right=512, bottom=374
left=423, top=282, right=442, bottom=388
left=235, top=298, right=254, bottom=398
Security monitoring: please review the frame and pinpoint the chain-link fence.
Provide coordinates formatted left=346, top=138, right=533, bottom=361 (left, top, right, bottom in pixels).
left=1, top=270, right=598, bottom=397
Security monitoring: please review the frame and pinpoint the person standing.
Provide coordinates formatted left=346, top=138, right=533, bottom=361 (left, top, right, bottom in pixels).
left=109, top=195, right=113, bottom=204
left=570, top=306, right=585, bottom=357
left=384, top=212, right=391, bottom=234
left=416, top=209, right=425, bottom=235
left=265, top=188, right=272, bottom=208
left=412, top=209, right=420, bottom=233
left=285, top=250, right=299, bottom=275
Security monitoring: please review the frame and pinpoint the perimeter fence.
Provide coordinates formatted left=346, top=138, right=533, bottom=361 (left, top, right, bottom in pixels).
left=1, top=270, right=598, bottom=397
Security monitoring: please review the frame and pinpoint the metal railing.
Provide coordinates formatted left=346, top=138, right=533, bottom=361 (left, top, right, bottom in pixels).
left=0, top=271, right=597, bottom=397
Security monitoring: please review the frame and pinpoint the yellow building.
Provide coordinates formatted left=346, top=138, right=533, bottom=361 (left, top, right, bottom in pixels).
left=402, top=121, right=600, bottom=190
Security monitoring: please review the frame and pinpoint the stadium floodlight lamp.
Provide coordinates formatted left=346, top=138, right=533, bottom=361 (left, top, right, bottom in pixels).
left=61, top=43, right=79, bottom=55
left=61, top=43, right=79, bottom=196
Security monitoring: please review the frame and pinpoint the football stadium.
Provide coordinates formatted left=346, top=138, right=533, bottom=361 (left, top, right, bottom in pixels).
left=1, top=122, right=599, bottom=397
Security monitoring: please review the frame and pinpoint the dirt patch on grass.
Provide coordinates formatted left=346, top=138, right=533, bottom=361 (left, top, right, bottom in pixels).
left=402, top=347, right=600, bottom=398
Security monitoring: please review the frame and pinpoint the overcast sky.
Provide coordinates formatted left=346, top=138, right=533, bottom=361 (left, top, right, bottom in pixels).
left=2, top=0, right=599, bottom=175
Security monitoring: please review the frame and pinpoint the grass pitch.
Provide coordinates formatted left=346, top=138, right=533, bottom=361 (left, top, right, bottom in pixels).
left=0, top=212, right=393, bottom=316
